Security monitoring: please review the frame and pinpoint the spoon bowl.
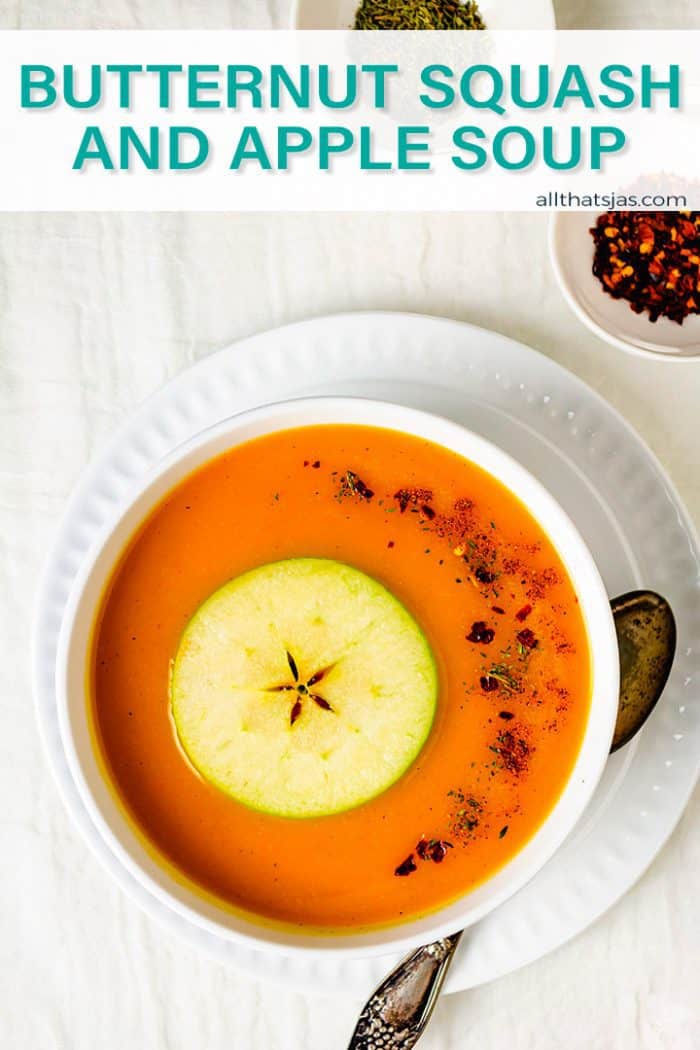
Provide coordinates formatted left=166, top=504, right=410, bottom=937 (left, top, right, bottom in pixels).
left=611, top=591, right=676, bottom=751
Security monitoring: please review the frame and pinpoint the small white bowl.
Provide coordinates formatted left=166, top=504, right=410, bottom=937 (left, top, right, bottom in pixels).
left=291, top=0, right=556, bottom=31
left=550, top=212, right=700, bottom=362
left=56, top=396, right=617, bottom=959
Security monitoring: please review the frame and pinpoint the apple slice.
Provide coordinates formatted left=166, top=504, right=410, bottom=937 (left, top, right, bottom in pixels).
left=170, top=558, right=437, bottom=818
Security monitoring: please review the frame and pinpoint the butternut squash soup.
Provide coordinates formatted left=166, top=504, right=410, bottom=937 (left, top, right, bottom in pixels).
left=92, top=424, right=591, bottom=931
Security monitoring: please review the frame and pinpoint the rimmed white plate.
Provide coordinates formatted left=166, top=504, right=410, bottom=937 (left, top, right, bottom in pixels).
left=34, top=312, right=700, bottom=998
left=291, top=0, right=556, bottom=30
left=550, top=212, right=700, bottom=361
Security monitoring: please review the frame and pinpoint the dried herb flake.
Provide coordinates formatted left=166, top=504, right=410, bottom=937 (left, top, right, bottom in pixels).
left=354, top=0, right=486, bottom=30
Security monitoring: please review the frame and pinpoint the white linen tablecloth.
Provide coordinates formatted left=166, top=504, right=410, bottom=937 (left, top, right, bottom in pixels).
left=1, top=3, right=699, bottom=1049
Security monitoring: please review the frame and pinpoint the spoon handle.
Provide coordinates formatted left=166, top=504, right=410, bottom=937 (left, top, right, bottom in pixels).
left=347, top=932, right=462, bottom=1049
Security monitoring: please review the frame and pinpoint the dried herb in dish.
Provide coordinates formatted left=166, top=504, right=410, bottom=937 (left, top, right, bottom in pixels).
left=337, top=469, right=374, bottom=501
left=354, top=0, right=485, bottom=31
left=590, top=211, right=700, bottom=325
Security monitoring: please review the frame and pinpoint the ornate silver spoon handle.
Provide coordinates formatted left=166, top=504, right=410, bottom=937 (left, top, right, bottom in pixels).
left=347, top=932, right=462, bottom=1049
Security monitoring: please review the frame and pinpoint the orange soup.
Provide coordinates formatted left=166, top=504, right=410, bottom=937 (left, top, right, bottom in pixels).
left=92, top=424, right=591, bottom=931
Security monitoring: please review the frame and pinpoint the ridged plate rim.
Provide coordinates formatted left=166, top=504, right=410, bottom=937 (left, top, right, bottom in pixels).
left=33, top=311, right=700, bottom=997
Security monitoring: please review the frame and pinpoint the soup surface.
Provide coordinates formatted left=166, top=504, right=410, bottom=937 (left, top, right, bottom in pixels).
left=92, top=424, right=591, bottom=931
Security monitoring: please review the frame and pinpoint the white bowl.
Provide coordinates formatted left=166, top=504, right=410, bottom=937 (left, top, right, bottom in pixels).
left=550, top=212, right=700, bottom=362
left=291, top=0, right=556, bottom=30
left=56, top=396, right=618, bottom=959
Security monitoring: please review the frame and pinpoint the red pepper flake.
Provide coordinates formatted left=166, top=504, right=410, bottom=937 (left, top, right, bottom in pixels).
left=492, top=605, right=505, bottom=615
left=428, top=840, right=452, bottom=863
left=394, top=487, right=433, bottom=513
left=480, top=674, right=500, bottom=693
left=416, top=838, right=430, bottom=860
left=516, top=628, right=538, bottom=650
left=354, top=476, right=373, bottom=499
left=394, top=854, right=417, bottom=877
left=591, top=211, right=700, bottom=325
left=387, top=540, right=395, bottom=548
left=421, top=504, right=436, bottom=520
left=312, top=460, right=321, bottom=469
left=498, top=710, right=515, bottom=720
left=416, top=838, right=453, bottom=863
left=499, top=825, right=509, bottom=839
left=515, top=604, right=532, bottom=622
left=467, top=621, right=495, bottom=645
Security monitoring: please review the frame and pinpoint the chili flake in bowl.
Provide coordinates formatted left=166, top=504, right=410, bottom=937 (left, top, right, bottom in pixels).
left=550, top=211, right=700, bottom=360
left=591, top=212, right=700, bottom=326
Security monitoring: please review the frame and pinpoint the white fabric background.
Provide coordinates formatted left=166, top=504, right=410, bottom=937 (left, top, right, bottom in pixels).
left=1, top=4, right=699, bottom=1050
